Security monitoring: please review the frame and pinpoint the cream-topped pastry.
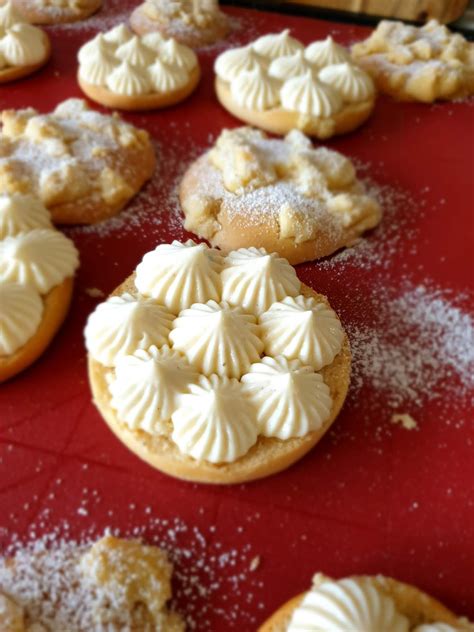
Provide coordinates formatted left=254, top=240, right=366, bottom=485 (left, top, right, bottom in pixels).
left=0, top=2, right=50, bottom=83
left=11, top=0, right=102, bottom=25
left=130, top=0, right=230, bottom=49
left=179, top=126, right=382, bottom=264
left=259, top=573, right=473, bottom=632
left=77, top=24, right=200, bottom=110
left=0, top=98, right=156, bottom=224
left=214, top=31, right=376, bottom=138
left=352, top=19, right=474, bottom=102
left=86, top=239, right=351, bottom=484
left=0, top=193, right=79, bottom=382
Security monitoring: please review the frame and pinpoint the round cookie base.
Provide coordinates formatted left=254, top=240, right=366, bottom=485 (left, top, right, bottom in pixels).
left=179, top=153, right=382, bottom=265
left=88, top=277, right=351, bottom=485
left=353, top=56, right=474, bottom=102
left=258, top=575, right=466, bottom=631
left=77, top=66, right=201, bottom=111
left=0, top=277, right=74, bottom=383
left=130, top=4, right=230, bottom=48
left=12, top=0, right=102, bottom=24
left=215, top=78, right=375, bottom=139
left=0, top=33, right=51, bottom=84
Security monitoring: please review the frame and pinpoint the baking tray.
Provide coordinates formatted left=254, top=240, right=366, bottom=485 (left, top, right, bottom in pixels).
left=0, top=2, right=473, bottom=628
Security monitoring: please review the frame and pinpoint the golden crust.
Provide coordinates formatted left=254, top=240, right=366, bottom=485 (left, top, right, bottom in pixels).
left=88, top=277, right=351, bottom=485
left=12, top=0, right=102, bottom=24
left=258, top=575, right=469, bottom=632
left=130, top=3, right=230, bottom=48
left=0, top=276, right=74, bottom=383
left=0, top=31, right=50, bottom=84
left=179, top=152, right=381, bottom=266
left=215, top=77, right=375, bottom=139
left=77, top=65, right=201, bottom=111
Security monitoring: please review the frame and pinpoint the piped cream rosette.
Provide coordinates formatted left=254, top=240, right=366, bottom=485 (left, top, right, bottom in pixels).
left=0, top=1, right=51, bottom=83
left=85, top=239, right=351, bottom=484
left=214, top=30, right=376, bottom=139
left=259, top=573, right=473, bottom=632
left=77, top=24, right=200, bottom=111
left=0, top=193, right=79, bottom=382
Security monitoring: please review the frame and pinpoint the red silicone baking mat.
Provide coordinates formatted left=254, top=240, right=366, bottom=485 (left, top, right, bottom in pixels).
left=1, top=2, right=473, bottom=628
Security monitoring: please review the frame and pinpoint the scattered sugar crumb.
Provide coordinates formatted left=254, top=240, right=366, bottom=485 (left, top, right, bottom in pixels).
left=249, top=555, right=260, bottom=572
left=391, top=413, right=418, bottom=430
left=84, top=287, right=104, bottom=298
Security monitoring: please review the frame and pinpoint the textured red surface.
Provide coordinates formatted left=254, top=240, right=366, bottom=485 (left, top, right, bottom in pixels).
left=1, top=3, right=473, bottom=628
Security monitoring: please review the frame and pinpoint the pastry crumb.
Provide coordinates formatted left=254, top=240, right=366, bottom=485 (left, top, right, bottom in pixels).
left=249, top=555, right=260, bottom=572
left=391, top=413, right=418, bottom=430
left=85, top=287, right=105, bottom=298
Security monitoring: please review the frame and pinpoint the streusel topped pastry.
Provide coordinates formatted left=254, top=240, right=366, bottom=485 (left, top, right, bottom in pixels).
left=0, top=98, right=156, bottom=224
left=0, top=1, right=50, bottom=83
left=179, top=127, right=381, bottom=264
left=130, top=0, right=230, bottom=48
left=214, top=31, right=376, bottom=138
left=0, top=536, right=184, bottom=631
left=259, top=573, right=473, bottom=631
left=11, top=0, right=101, bottom=24
left=352, top=19, right=474, bottom=102
left=85, top=239, right=351, bottom=484
left=77, top=24, right=200, bottom=110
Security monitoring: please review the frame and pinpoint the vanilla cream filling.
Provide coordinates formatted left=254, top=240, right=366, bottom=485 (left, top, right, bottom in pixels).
left=0, top=282, right=44, bottom=356
left=78, top=24, right=198, bottom=97
left=0, top=193, right=52, bottom=239
left=280, top=70, right=343, bottom=117
left=1, top=23, right=47, bottom=67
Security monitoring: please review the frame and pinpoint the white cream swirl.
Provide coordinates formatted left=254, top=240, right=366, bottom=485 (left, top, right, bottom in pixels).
left=79, top=48, right=118, bottom=86
left=148, top=58, right=188, bottom=92
left=259, top=295, right=344, bottom=371
left=319, top=62, right=375, bottom=102
left=231, top=66, right=280, bottom=111
left=214, top=44, right=265, bottom=82
left=1, top=23, right=47, bottom=66
left=115, top=35, right=155, bottom=67
left=171, top=375, right=258, bottom=463
left=241, top=357, right=332, bottom=439
left=253, top=29, right=304, bottom=60
left=109, top=345, right=198, bottom=434
left=268, top=50, right=311, bottom=80
left=78, top=33, right=116, bottom=64
left=288, top=577, right=410, bottom=632
left=103, top=23, right=133, bottom=46
left=0, top=229, right=78, bottom=294
left=170, top=301, right=263, bottom=378
left=0, top=1, right=25, bottom=29
left=0, top=193, right=52, bottom=239
left=106, top=60, right=152, bottom=96
left=135, top=240, right=222, bottom=314
left=84, top=293, right=174, bottom=367
left=304, top=36, right=350, bottom=67
left=280, top=70, right=343, bottom=117
left=160, top=38, right=197, bottom=72
left=0, top=282, right=43, bottom=356
left=142, top=31, right=165, bottom=52
left=221, top=247, right=300, bottom=315
left=413, top=625, right=461, bottom=632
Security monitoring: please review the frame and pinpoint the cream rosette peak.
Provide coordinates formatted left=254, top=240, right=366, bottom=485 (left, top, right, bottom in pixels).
left=77, top=23, right=199, bottom=98
left=0, top=6, right=49, bottom=71
left=86, top=241, right=346, bottom=465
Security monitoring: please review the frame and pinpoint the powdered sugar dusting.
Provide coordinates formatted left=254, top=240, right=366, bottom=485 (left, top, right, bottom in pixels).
left=0, top=516, right=264, bottom=630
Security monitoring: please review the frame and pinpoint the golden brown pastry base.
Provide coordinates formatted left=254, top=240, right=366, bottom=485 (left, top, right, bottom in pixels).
left=49, top=141, right=156, bottom=225
left=0, top=33, right=50, bottom=84
left=129, top=3, right=230, bottom=48
left=179, top=153, right=381, bottom=265
left=354, top=56, right=474, bottom=102
left=215, top=78, right=375, bottom=139
left=12, top=0, right=102, bottom=24
left=77, top=66, right=201, bottom=111
left=88, top=276, right=351, bottom=485
left=258, top=575, right=468, bottom=631
left=0, top=277, right=74, bottom=383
